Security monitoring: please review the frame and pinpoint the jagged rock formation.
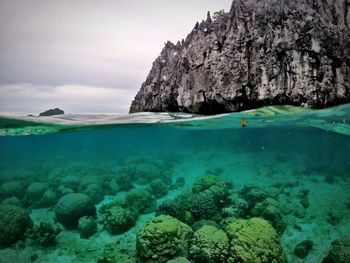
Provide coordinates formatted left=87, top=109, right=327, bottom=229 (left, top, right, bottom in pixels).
left=131, top=0, right=350, bottom=114
left=39, top=108, right=64, bottom=116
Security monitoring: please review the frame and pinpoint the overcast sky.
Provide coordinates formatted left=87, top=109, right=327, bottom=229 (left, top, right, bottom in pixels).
left=0, top=0, right=231, bottom=115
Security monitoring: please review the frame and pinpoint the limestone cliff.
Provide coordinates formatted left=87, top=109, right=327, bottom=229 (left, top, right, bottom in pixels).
left=131, top=0, right=350, bottom=114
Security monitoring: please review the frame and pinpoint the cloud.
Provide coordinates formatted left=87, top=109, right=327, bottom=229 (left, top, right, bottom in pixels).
left=0, top=0, right=231, bottom=86
left=0, top=83, right=136, bottom=115
left=0, top=0, right=232, bottom=113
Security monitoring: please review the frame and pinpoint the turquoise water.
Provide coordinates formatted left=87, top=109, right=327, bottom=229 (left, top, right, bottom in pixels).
left=0, top=105, right=349, bottom=262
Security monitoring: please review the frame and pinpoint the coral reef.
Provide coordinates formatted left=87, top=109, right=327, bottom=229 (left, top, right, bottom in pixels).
left=250, top=197, right=285, bottom=233
left=174, top=177, right=185, bottom=188
left=55, top=193, right=96, bottom=228
left=0, top=204, right=33, bottom=246
left=0, top=181, right=26, bottom=199
left=98, top=242, right=137, bottom=263
left=158, top=174, right=230, bottom=224
left=1, top=196, right=24, bottom=207
left=24, top=182, right=48, bottom=208
left=136, top=215, right=193, bottom=263
left=192, top=174, right=230, bottom=204
left=78, top=216, right=97, bottom=238
left=150, top=179, right=171, bottom=198
left=191, top=219, right=220, bottom=231
left=239, top=185, right=267, bottom=209
left=115, top=167, right=135, bottom=191
left=82, top=183, right=105, bottom=205
left=158, top=193, right=194, bottom=225
left=167, top=257, right=191, bottom=263
left=124, top=188, right=157, bottom=214
left=57, top=185, right=74, bottom=196
left=192, top=174, right=223, bottom=193
left=225, top=218, right=287, bottom=263
left=298, top=188, right=310, bottom=209
left=294, top=240, right=313, bottom=259
left=322, top=239, right=350, bottom=263
left=102, top=205, right=137, bottom=235
left=26, top=222, right=62, bottom=246
left=326, top=210, right=343, bottom=226
left=189, top=225, right=229, bottom=263
left=117, top=157, right=173, bottom=187
left=48, top=164, right=119, bottom=199
left=188, top=192, right=218, bottom=220
left=98, top=187, right=157, bottom=236
left=134, top=163, right=160, bottom=185
left=41, top=189, right=58, bottom=207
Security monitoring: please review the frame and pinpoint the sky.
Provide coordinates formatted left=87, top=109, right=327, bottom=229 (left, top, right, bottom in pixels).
left=0, top=0, right=232, bottom=115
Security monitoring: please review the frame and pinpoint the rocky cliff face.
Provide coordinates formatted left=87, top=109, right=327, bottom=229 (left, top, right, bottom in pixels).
left=131, top=0, right=350, bottom=114
left=39, top=108, right=64, bottom=116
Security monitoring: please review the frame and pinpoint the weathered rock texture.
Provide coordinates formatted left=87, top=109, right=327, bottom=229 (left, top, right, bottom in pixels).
left=131, top=0, right=350, bottom=114
left=39, top=108, right=64, bottom=116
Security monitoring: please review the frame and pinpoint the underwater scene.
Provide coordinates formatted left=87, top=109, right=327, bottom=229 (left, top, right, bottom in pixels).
left=0, top=104, right=350, bottom=263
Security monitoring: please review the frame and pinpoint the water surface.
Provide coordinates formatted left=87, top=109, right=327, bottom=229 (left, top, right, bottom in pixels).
left=0, top=104, right=349, bottom=262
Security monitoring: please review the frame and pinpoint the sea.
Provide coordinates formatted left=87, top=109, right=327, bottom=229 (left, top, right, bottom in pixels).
left=0, top=104, right=349, bottom=263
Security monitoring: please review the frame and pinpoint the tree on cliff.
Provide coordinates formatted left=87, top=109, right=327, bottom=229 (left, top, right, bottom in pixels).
left=213, top=10, right=225, bottom=20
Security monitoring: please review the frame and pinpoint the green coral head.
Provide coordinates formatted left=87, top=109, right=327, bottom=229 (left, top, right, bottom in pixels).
left=225, top=218, right=287, bottom=263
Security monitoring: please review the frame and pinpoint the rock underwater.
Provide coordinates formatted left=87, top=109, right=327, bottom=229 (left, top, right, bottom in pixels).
left=131, top=0, right=350, bottom=114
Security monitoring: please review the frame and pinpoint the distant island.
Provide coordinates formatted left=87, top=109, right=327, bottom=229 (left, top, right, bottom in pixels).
left=39, top=108, right=65, bottom=116
left=131, top=0, right=350, bottom=114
